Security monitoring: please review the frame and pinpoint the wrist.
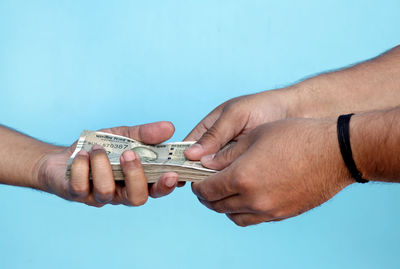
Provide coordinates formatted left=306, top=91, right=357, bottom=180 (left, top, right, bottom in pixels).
left=32, top=145, right=65, bottom=192
left=270, top=85, right=305, bottom=119
left=282, top=77, right=321, bottom=119
left=285, top=75, right=345, bottom=119
left=316, top=118, right=354, bottom=188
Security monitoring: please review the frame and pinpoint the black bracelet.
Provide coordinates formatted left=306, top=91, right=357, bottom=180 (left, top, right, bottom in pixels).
left=337, top=114, right=369, bottom=183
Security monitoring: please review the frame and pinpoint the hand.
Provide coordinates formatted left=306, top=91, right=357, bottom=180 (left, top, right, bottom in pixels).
left=184, top=89, right=297, bottom=161
left=35, top=121, right=180, bottom=207
left=192, top=118, right=353, bottom=226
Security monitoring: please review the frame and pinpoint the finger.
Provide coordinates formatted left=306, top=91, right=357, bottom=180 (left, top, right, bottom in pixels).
left=177, top=181, right=186, bottom=187
left=69, top=150, right=90, bottom=199
left=90, top=144, right=116, bottom=203
left=101, top=121, right=175, bottom=145
left=149, top=172, right=179, bottom=198
left=184, top=106, right=224, bottom=142
left=226, top=213, right=269, bottom=227
left=200, top=139, right=249, bottom=170
left=198, top=194, right=249, bottom=214
left=73, top=192, right=106, bottom=208
left=84, top=202, right=105, bottom=208
left=106, top=183, right=132, bottom=206
left=120, top=150, right=148, bottom=206
left=81, top=194, right=106, bottom=208
left=191, top=169, right=237, bottom=202
left=185, top=109, right=247, bottom=161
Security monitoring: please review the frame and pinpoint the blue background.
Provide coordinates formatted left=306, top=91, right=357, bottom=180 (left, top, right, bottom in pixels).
left=1, top=1, right=400, bottom=268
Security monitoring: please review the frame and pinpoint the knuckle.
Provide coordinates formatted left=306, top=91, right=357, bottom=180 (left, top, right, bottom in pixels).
left=150, top=185, right=163, bottom=198
left=97, top=188, right=115, bottom=197
left=258, top=200, right=284, bottom=219
left=224, top=102, right=247, bottom=119
left=233, top=217, right=249, bottom=227
left=269, top=209, right=283, bottom=220
left=223, top=102, right=238, bottom=113
left=94, top=194, right=113, bottom=203
left=200, top=126, right=221, bottom=144
left=195, top=121, right=210, bottom=137
left=264, top=198, right=287, bottom=219
left=249, top=198, right=269, bottom=213
left=129, top=196, right=148, bottom=207
left=193, top=184, right=210, bottom=200
left=72, top=155, right=88, bottom=166
left=232, top=166, right=246, bottom=180
left=213, top=203, right=226, bottom=213
left=95, top=184, right=115, bottom=201
left=215, top=148, right=232, bottom=164
left=90, top=149, right=108, bottom=162
left=232, top=173, right=252, bottom=192
left=272, top=205, right=299, bottom=219
left=69, top=183, right=88, bottom=198
left=198, top=188, right=212, bottom=201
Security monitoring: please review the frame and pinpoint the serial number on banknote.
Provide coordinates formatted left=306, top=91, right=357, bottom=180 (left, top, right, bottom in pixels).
left=86, top=141, right=129, bottom=150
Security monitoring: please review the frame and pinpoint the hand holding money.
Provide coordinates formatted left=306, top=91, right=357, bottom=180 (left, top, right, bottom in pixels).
left=66, top=131, right=216, bottom=183
left=36, top=122, right=188, bottom=207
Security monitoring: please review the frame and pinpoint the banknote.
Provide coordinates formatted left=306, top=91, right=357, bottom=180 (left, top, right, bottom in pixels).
left=66, top=130, right=216, bottom=183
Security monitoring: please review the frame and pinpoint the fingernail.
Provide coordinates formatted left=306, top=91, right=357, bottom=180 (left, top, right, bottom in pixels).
left=165, top=176, right=177, bottom=188
left=186, top=143, right=203, bottom=154
left=201, top=154, right=215, bottom=164
left=77, top=149, right=89, bottom=156
left=122, top=150, right=136, bottom=162
left=91, top=144, right=103, bottom=151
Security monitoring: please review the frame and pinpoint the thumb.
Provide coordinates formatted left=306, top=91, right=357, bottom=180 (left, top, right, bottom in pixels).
left=200, top=139, right=249, bottom=170
left=101, top=121, right=175, bottom=145
left=185, top=109, right=247, bottom=160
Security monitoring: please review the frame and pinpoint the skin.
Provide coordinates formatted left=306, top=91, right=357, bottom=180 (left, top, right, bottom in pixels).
left=191, top=107, right=400, bottom=227
left=192, top=118, right=351, bottom=226
left=185, top=45, right=400, bottom=226
left=0, top=121, right=182, bottom=207
left=185, top=45, right=400, bottom=160
left=2, top=45, right=399, bottom=216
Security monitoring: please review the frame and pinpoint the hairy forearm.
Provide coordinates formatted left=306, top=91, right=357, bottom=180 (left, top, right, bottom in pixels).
left=350, top=107, right=400, bottom=182
left=286, top=45, right=400, bottom=118
left=0, top=126, right=62, bottom=189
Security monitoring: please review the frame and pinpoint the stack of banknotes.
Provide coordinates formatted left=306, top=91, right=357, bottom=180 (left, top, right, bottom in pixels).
left=66, top=130, right=216, bottom=183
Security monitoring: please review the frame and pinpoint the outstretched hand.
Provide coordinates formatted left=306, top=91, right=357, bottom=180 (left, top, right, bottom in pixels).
left=36, top=121, right=181, bottom=207
left=184, top=90, right=295, bottom=161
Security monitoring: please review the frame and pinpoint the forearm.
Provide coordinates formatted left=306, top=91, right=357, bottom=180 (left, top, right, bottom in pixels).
left=350, top=107, right=400, bottom=182
left=286, top=45, right=400, bottom=118
left=0, top=126, right=63, bottom=189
